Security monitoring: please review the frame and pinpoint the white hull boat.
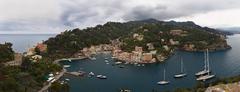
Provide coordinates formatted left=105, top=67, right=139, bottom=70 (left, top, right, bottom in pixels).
left=174, top=58, right=187, bottom=78
left=157, top=68, right=170, bottom=85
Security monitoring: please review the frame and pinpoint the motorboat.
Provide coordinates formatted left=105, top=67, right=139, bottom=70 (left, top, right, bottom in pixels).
left=96, top=75, right=107, bottom=79
left=63, top=65, right=71, bottom=68
left=88, top=72, right=95, bottom=76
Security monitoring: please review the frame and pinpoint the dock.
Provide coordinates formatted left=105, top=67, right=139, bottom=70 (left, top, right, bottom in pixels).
left=65, top=71, right=86, bottom=76
left=54, top=56, right=88, bottom=64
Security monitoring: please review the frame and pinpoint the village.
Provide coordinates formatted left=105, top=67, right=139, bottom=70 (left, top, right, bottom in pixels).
left=71, top=29, right=189, bottom=64
left=24, top=29, right=198, bottom=64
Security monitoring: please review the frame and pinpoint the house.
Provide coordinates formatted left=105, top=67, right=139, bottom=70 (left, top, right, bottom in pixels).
left=131, top=51, right=142, bottom=62
left=133, top=33, right=144, bottom=41
left=170, top=29, right=184, bottom=36
left=143, top=29, right=149, bottom=32
left=147, top=43, right=155, bottom=50
left=26, top=47, right=35, bottom=56
left=31, top=55, right=42, bottom=62
left=36, top=43, right=47, bottom=52
left=183, top=44, right=195, bottom=51
left=169, top=39, right=179, bottom=45
left=142, top=53, right=153, bottom=62
left=135, top=46, right=143, bottom=53
left=163, top=45, right=169, bottom=51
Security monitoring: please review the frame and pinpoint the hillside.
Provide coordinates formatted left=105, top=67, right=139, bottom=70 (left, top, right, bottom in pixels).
left=43, top=19, right=231, bottom=62
left=0, top=42, right=14, bottom=63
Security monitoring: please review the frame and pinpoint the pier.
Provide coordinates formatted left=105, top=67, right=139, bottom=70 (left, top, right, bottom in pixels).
left=65, top=71, right=86, bottom=76
left=53, top=56, right=87, bottom=64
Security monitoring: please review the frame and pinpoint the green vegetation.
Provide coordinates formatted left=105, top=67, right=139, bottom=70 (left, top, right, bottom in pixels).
left=0, top=42, right=14, bottom=63
left=44, top=19, right=230, bottom=60
left=0, top=56, right=62, bottom=92
left=49, top=82, right=70, bottom=92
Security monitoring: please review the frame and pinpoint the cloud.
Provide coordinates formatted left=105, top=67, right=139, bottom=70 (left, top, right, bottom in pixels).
left=1, top=0, right=240, bottom=34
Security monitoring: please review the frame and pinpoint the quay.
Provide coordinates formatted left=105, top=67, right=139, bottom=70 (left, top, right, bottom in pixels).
left=65, top=71, right=86, bottom=76
left=53, top=56, right=87, bottom=64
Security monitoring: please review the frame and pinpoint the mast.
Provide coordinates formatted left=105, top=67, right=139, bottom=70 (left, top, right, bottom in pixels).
left=181, top=58, right=183, bottom=73
left=163, top=69, right=166, bottom=81
left=204, top=51, right=207, bottom=71
left=207, top=49, right=210, bottom=73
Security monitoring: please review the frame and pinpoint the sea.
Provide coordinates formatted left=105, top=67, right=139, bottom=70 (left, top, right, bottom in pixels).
left=1, top=34, right=240, bottom=92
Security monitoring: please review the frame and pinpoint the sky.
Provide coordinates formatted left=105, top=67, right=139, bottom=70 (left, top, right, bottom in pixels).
left=1, top=0, right=240, bottom=34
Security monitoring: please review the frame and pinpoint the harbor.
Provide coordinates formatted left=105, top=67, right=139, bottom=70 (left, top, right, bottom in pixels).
left=58, top=34, right=240, bottom=92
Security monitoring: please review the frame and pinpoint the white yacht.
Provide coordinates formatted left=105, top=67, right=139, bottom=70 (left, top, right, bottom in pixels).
left=195, top=51, right=210, bottom=76
left=63, top=65, right=71, bottom=68
left=157, top=68, right=170, bottom=85
left=115, top=62, right=122, bottom=65
left=96, top=75, right=107, bottom=79
left=90, top=57, right=96, bottom=60
left=68, top=59, right=72, bottom=62
left=105, top=60, right=109, bottom=63
left=174, top=58, right=187, bottom=78
left=196, top=49, right=215, bottom=81
left=88, top=72, right=95, bottom=76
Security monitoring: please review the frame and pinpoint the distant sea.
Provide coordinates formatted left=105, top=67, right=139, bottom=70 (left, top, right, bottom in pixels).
left=0, top=34, right=56, bottom=53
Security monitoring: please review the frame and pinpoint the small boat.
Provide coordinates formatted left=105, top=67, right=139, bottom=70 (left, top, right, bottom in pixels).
left=174, top=58, right=187, bottom=78
left=105, top=58, right=108, bottom=60
left=96, top=75, right=107, bottom=79
left=88, top=72, right=95, bottom=76
left=157, top=68, right=170, bottom=85
left=124, top=62, right=129, bottom=65
left=106, top=63, right=110, bottom=64
left=90, top=57, right=96, bottom=60
left=68, top=59, right=72, bottom=62
left=115, top=62, right=122, bottom=65
left=196, top=74, right=215, bottom=81
left=120, top=89, right=131, bottom=92
left=105, top=60, right=109, bottom=63
left=65, top=78, right=70, bottom=81
left=111, top=56, right=117, bottom=59
left=63, top=65, right=71, bottom=68
left=119, top=65, right=125, bottom=68
left=195, top=70, right=210, bottom=76
left=137, top=64, right=141, bottom=67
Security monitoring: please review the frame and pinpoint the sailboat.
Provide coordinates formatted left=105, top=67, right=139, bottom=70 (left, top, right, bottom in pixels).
left=157, top=68, right=170, bottom=85
left=195, top=51, right=210, bottom=76
left=174, top=58, right=187, bottom=78
left=196, top=49, right=215, bottom=81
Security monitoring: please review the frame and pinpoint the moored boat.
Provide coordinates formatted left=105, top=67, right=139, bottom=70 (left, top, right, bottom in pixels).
left=174, top=57, right=187, bottom=78
left=63, top=65, right=71, bottom=68
left=96, top=75, right=107, bottom=79
left=196, top=49, right=215, bottom=81
left=157, top=68, right=170, bottom=85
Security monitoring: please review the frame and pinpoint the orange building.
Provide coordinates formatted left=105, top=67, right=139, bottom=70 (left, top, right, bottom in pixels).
left=36, top=43, right=47, bottom=52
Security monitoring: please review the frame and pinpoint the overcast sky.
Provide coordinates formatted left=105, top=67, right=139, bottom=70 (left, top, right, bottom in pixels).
left=1, top=0, right=240, bottom=34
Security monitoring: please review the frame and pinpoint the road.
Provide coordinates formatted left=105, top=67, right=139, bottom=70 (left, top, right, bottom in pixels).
left=38, top=68, right=66, bottom=92
left=4, top=53, right=23, bottom=66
